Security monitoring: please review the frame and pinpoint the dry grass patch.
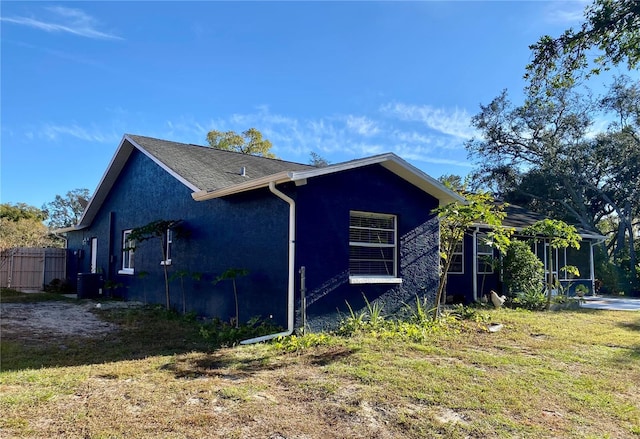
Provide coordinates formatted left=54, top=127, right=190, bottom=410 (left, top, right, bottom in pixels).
left=1, top=300, right=640, bottom=438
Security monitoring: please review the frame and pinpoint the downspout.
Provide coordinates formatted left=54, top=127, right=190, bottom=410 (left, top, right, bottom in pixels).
left=241, top=181, right=295, bottom=344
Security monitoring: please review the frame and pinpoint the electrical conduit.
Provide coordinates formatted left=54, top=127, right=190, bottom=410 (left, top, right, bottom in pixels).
left=240, top=181, right=296, bottom=344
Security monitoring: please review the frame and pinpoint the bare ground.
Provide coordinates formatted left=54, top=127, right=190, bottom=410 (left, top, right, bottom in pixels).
left=0, top=301, right=139, bottom=341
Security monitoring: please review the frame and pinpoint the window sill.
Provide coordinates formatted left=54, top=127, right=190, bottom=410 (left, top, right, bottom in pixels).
left=349, top=276, right=403, bottom=285
left=118, top=269, right=134, bottom=275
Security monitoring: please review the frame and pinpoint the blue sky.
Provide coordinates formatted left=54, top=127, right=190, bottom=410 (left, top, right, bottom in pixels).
left=1, top=1, right=597, bottom=208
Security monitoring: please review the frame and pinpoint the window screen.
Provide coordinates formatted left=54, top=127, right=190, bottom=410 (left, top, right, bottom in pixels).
left=349, top=211, right=397, bottom=276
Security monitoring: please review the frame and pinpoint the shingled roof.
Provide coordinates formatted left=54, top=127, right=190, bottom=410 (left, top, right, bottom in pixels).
left=67, top=133, right=464, bottom=230
left=499, top=204, right=605, bottom=240
left=127, top=134, right=314, bottom=192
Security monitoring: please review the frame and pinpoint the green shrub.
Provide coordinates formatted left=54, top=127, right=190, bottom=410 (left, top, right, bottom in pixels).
left=502, top=240, right=545, bottom=298
left=272, top=333, right=335, bottom=352
left=199, top=316, right=281, bottom=346
left=337, top=295, right=389, bottom=336
left=511, top=289, right=547, bottom=311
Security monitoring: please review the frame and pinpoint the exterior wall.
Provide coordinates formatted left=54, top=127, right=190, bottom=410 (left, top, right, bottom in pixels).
left=444, top=231, right=598, bottom=304
left=444, top=232, right=501, bottom=304
left=67, top=149, right=290, bottom=326
left=294, top=165, right=441, bottom=331
left=67, top=151, right=446, bottom=330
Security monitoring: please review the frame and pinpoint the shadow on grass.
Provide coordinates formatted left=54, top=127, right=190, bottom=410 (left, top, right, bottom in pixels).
left=160, top=345, right=356, bottom=380
left=0, top=305, right=277, bottom=372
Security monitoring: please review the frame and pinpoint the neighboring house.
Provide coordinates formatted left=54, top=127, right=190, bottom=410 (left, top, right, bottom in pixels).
left=61, top=134, right=463, bottom=334
left=445, top=204, right=607, bottom=303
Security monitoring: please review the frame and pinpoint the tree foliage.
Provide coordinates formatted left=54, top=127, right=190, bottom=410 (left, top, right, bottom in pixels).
left=42, top=188, right=90, bottom=229
left=466, top=76, right=640, bottom=290
left=521, top=219, right=582, bottom=309
left=206, top=128, right=276, bottom=158
left=0, top=203, right=59, bottom=252
left=433, top=191, right=512, bottom=317
left=214, top=268, right=249, bottom=328
left=309, top=151, right=330, bottom=167
left=526, top=0, right=640, bottom=92
left=128, top=219, right=186, bottom=310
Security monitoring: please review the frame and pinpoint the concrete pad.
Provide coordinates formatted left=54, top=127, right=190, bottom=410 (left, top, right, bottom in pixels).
left=580, top=296, right=640, bottom=311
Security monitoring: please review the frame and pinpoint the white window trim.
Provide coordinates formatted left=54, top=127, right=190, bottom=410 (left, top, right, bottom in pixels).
left=118, top=229, right=135, bottom=275
left=349, top=276, right=403, bottom=285
left=348, top=210, right=401, bottom=283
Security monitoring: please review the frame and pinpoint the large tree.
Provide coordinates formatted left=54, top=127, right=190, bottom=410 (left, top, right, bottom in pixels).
left=467, top=78, right=640, bottom=290
left=0, top=203, right=59, bottom=253
left=206, top=128, right=276, bottom=158
left=526, top=0, right=640, bottom=92
left=42, top=188, right=90, bottom=229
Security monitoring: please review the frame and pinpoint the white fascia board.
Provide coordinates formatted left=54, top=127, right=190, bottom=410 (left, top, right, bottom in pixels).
left=53, top=225, right=89, bottom=234
left=192, top=152, right=465, bottom=205
left=288, top=153, right=465, bottom=206
left=192, top=171, right=293, bottom=201
left=379, top=157, right=465, bottom=206
left=76, top=135, right=133, bottom=227
left=77, top=135, right=203, bottom=228
left=126, top=135, right=201, bottom=193
left=289, top=154, right=397, bottom=181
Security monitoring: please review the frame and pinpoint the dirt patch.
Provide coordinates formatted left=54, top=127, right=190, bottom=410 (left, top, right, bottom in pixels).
left=1, top=301, right=139, bottom=340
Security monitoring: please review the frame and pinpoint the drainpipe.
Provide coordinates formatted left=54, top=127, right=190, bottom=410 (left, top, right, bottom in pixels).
left=241, top=181, right=296, bottom=344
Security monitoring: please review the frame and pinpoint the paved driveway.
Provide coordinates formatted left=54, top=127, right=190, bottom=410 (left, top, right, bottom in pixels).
left=580, top=296, right=640, bottom=311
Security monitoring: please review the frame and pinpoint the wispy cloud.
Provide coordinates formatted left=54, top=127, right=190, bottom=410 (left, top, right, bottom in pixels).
left=42, top=123, right=121, bottom=143
left=25, top=103, right=473, bottom=172
left=1, top=6, right=122, bottom=40
left=381, top=103, right=477, bottom=140
left=543, top=1, right=588, bottom=25
left=345, top=115, right=380, bottom=137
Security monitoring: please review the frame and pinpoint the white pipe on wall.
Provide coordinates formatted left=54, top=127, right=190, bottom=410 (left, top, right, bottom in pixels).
left=240, top=181, right=296, bottom=344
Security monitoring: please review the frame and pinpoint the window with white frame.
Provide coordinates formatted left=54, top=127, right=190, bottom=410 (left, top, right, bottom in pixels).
left=448, top=240, right=464, bottom=274
left=349, top=211, right=399, bottom=282
left=161, top=228, right=173, bottom=265
left=477, top=234, right=494, bottom=274
left=119, top=229, right=135, bottom=275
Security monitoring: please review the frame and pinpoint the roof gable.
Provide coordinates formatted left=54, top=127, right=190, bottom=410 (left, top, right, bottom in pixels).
left=69, top=134, right=464, bottom=230
left=73, top=134, right=313, bottom=229
left=192, top=152, right=465, bottom=206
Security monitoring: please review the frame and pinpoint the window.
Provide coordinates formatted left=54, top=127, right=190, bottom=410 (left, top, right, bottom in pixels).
left=349, top=211, right=401, bottom=283
left=161, top=228, right=173, bottom=265
left=448, top=240, right=464, bottom=274
left=477, top=234, right=494, bottom=274
left=119, top=229, right=135, bottom=275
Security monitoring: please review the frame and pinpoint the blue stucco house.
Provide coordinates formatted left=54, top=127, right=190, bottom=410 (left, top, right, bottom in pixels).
left=444, top=204, right=606, bottom=304
left=63, top=134, right=463, bottom=337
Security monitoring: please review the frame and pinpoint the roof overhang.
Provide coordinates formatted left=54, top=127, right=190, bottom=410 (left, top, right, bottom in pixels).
left=193, top=153, right=465, bottom=205
left=75, top=135, right=203, bottom=229
left=470, top=222, right=607, bottom=242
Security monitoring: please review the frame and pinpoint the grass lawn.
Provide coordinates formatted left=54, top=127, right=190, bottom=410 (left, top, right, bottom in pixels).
left=1, top=293, right=639, bottom=438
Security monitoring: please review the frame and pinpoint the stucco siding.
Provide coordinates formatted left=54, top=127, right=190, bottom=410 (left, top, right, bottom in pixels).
left=295, top=165, right=440, bottom=331
left=67, top=149, right=290, bottom=326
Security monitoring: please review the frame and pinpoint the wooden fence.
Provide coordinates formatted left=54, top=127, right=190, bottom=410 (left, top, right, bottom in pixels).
left=0, top=248, right=67, bottom=291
